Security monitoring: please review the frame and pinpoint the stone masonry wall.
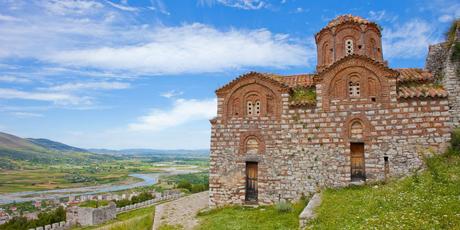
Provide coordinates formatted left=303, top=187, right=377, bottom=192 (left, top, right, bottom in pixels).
left=210, top=89, right=451, bottom=206
left=426, top=25, right=460, bottom=128
left=66, top=202, right=116, bottom=227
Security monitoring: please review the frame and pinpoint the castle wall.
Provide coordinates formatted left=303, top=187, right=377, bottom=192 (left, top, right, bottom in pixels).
left=443, top=47, right=460, bottom=128
left=426, top=25, right=460, bottom=128
left=210, top=91, right=450, bottom=206
left=66, top=203, right=116, bottom=227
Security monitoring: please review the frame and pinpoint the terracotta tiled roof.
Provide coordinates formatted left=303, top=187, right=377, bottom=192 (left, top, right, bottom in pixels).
left=264, top=73, right=316, bottom=88
left=325, top=14, right=373, bottom=29
left=215, top=72, right=289, bottom=94
left=317, top=54, right=398, bottom=76
left=215, top=64, right=447, bottom=100
left=395, top=68, right=447, bottom=98
left=316, top=14, right=380, bottom=37
left=398, top=84, right=448, bottom=99
left=395, top=68, right=434, bottom=82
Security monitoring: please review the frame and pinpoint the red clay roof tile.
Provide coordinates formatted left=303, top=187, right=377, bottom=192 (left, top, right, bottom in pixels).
left=396, top=68, right=434, bottom=82
left=325, top=14, right=373, bottom=29
left=264, top=73, right=316, bottom=88
left=398, top=84, right=448, bottom=99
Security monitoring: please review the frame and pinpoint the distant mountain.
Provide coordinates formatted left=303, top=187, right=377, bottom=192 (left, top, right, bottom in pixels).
left=27, top=138, right=89, bottom=153
left=88, top=148, right=209, bottom=157
left=0, top=132, right=46, bottom=151
left=0, top=132, right=113, bottom=167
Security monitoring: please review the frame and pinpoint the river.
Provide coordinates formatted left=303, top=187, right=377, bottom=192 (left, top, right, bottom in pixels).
left=0, top=168, right=200, bottom=205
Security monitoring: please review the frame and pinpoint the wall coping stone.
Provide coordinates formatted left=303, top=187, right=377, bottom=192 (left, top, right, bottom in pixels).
left=299, top=193, right=322, bottom=230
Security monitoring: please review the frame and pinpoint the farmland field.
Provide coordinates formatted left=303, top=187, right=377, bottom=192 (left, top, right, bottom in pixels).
left=0, top=158, right=208, bottom=194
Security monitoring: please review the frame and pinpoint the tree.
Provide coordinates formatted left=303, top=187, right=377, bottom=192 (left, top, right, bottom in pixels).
left=177, top=180, right=192, bottom=191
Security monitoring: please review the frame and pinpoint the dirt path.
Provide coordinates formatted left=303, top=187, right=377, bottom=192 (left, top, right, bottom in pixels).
left=152, top=191, right=209, bottom=230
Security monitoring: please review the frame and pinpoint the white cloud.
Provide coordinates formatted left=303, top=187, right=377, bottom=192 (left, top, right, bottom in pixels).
left=148, top=0, right=170, bottom=15
left=198, top=0, right=267, bottom=10
left=420, top=0, right=460, bottom=23
left=290, top=7, right=308, bottom=14
left=0, top=13, right=21, bottom=22
left=46, top=23, right=309, bottom=75
left=218, top=0, right=266, bottom=10
left=10, top=112, right=43, bottom=118
left=0, top=75, right=31, bottom=83
left=0, top=1, right=310, bottom=76
left=0, top=88, right=90, bottom=105
left=161, top=90, right=183, bottom=98
left=128, top=98, right=217, bottom=131
left=382, top=19, right=439, bottom=59
left=368, top=10, right=398, bottom=23
left=42, top=0, right=104, bottom=15
left=106, top=1, right=139, bottom=12
left=47, top=81, right=130, bottom=92
left=438, top=14, right=454, bottom=23
left=61, top=126, right=212, bottom=149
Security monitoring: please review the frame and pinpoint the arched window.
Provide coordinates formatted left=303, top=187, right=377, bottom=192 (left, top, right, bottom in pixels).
left=345, top=39, right=354, bottom=55
left=349, top=76, right=360, bottom=97
left=255, top=101, right=260, bottom=116
left=322, top=42, right=332, bottom=65
left=350, top=120, right=364, bottom=140
left=370, top=38, right=377, bottom=59
left=247, top=101, right=253, bottom=116
left=232, top=98, right=240, bottom=116
left=246, top=97, right=261, bottom=117
left=246, top=138, right=259, bottom=154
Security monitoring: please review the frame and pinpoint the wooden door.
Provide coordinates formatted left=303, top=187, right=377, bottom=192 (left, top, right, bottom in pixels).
left=350, top=143, right=365, bottom=181
left=245, top=162, right=258, bottom=202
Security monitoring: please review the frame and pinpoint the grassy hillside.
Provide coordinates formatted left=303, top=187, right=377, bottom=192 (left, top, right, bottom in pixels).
left=27, top=138, right=89, bottom=153
left=0, top=132, right=47, bottom=151
left=197, top=199, right=308, bottom=230
left=309, top=152, right=460, bottom=229
left=0, top=132, right=114, bottom=167
left=74, top=205, right=155, bottom=230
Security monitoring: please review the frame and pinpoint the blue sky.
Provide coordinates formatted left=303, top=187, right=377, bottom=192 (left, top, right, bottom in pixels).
left=0, top=0, right=458, bottom=149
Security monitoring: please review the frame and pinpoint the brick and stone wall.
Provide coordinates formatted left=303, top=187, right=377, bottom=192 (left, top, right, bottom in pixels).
left=66, top=202, right=116, bottom=227
left=210, top=89, right=450, bottom=206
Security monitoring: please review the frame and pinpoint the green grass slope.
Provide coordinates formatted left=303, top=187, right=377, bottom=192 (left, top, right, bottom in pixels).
left=0, top=132, right=113, bottom=167
left=197, top=199, right=307, bottom=230
left=309, top=152, right=460, bottom=229
left=27, top=138, right=89, bottom=153
left=73, top=205, right=155, bottom=230
left=0, top=132, right=46, bottom=151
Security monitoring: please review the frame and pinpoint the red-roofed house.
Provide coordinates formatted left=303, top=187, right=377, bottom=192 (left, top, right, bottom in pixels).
left=0, top=211, right=10, bottom=225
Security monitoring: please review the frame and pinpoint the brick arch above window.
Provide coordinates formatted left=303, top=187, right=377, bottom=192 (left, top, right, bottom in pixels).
left=223, top=80, right=282, bottom=121
left=329, top=71, right=383, bottom=100
left=342, top=115, right=374, bottom=144
left=350, top=120, right=364, bottom=140
left=239, top=131, right=265, bottom=155
left=319, top=58, right=397, bottom=111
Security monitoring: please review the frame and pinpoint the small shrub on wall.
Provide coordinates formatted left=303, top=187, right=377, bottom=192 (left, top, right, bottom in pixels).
left=275, top=201, right=293, bottom=213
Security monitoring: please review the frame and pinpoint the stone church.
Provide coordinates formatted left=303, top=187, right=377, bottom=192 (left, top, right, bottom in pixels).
left=209, top=15, right=459, bottom=206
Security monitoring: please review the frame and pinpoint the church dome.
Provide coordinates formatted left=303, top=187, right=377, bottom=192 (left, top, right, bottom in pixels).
left=315, top=14, right=383, bottom=72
